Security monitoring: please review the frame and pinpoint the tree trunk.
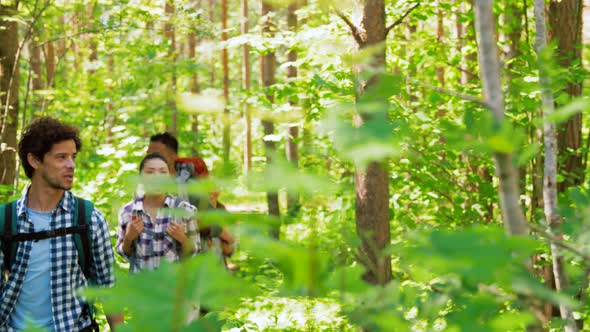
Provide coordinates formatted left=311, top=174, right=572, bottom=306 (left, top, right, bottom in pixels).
left=165, top=0, right=177, bottom=136
left=342, top=0, right=392, bottom=286
left=242, top=0, right=252, bottom=172
left=0, top=3, right=19, bottom=191
left=548, top=0, right=584, bottom=192
left=473, top=0, right=527, bottom=236
left=209, top=0, right=215, bottom=86
left=222, top=0, right=231, bottom=165
left=260, top=0, right=280, bottom=237
left=463, top=0, right=478, bottom=85
left=286, top=0, right=300, bottom=215
left=30, top=28, right=43, bottom=117
left=188, top=13, right=200, bottom=156
left=188, top=32, right=200, bottom=93
left=45, top=41, right=55, bottom=89
left=535, top=1, right=578, bottom=330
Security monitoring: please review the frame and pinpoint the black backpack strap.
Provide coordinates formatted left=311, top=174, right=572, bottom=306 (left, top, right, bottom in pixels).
left=6, top=225, right=87, bottom=242
left=73, top=197, right=93, bottom=283
left=74, top=197, right=99, bottom=328
left=0, top=201, right=17, bottom=273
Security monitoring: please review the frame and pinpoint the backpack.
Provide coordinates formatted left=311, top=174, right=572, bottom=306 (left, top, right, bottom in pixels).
left=175, top=157, right=211, bottom=211
left=0, top=197, right=94, bottom=281
left=0, top=196, right=100, bottom=331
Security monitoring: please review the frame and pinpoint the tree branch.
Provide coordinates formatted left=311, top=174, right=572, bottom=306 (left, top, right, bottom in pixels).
left=334, top=10, right=364, bottom=45
left=408, top=79, right=488, bottom=107
left=528, top=223, right=590, bottom=263
left=385, top=3, right=420, bottom=37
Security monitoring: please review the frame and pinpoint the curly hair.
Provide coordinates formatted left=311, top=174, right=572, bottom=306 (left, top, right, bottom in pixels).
left=18, top=117, right=82, bottom=179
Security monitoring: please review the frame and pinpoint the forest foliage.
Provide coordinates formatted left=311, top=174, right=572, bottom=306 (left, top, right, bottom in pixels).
left=1, top=0, right=590, bottom=331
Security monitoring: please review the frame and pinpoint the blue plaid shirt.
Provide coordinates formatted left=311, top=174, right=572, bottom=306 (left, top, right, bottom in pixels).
left=0, top=190, right=115, bottom=332
left=116, top=195, right=200, bottom=273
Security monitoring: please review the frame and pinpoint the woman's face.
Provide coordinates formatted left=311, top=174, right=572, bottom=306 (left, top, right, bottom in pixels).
left=141, top=158, right=170, bottom=176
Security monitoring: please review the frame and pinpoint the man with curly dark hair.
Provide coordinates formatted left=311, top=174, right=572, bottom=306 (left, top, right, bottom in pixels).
left=0, top=117, right=121, bottom=331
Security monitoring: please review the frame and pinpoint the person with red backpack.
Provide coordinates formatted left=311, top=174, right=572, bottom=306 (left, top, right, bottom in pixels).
left=146, top=133, right=235, bottom=265
left=0, top=117, right=121, bottom=331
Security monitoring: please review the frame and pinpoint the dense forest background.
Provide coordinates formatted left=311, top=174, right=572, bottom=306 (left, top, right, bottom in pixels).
left=2, top=0, right=590, bottom=331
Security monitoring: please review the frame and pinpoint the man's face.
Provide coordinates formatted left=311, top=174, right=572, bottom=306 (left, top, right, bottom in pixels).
left=30, top=139, right=77, bottom=191
left=147, top=141, right=177, bottom=173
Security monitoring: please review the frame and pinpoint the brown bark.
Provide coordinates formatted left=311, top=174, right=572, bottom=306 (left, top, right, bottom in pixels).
left=242, top=0, right=252, bottom=172
left=260, top=0, right=280, bottom=236
left=548, top=0, right=583, bottom=192
left=342, top=0, right=393, bottom=286
left=0, top=3, right=19, bottom=190
left=222, top=0, right=230, bottom=165
left=45, top=41, right=55, bottom=88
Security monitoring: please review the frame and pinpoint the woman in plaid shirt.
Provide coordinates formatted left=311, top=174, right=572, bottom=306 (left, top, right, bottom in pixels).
left=115, top=153, right=200, bottom=273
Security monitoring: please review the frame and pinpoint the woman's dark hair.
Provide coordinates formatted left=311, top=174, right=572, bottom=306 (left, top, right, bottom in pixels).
left=149, top=132, right=178, bottom=153
left=18, top=117, right=82, bottom=179
left=139, top=152, right=170, bottom=173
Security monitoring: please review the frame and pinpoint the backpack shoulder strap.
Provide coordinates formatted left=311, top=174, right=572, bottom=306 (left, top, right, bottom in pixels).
left=0, top=201, right=17, bottom=272
left=73, top=197, right=94, bottom=284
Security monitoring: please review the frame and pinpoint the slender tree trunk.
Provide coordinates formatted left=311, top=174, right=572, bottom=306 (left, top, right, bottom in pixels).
left=56, top=15, right=66, bottom=58
left=0, top=3, right=19, bottom=191
left=286, top=0, right=300, bottom=215
left=340, top=0, right=392, bottom=286
left=188, top=33, right=200, bottom=93
left=242, top=0, right=252, bottom=172
left=464, top=0, right=478, bottom=85
left=165, top=0, right=177, bottom=136
left=473, top=0, right=527, bottom=236
left=222, top=0, right=231, bottom=165
left=548, top=0, right=584, bottom=192
left=30, top=28, right=43, bottom=117
left=45, top=41, right=55, bottom=88
left=535, top=1, right=578, bottom=330
left=260, top=0, right=280, bottom=236
left=209, top=0, right=215, bottom=86
left=188, top=10, right=200, bottom=156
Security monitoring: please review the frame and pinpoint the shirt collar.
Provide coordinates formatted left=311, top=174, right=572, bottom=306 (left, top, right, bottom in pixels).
left=17, top=186, right=73, bottom=216
left=132, top=194, right=175, bottom=212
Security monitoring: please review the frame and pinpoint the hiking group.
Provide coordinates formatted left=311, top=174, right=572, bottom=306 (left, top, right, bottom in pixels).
left=0, top=117, right=234, bottom=331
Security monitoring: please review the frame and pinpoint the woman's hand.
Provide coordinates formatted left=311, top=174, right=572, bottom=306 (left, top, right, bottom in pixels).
left=122, top=215, right=144, bottom=256
left=168, top=222, right=194, bottom=256
left=125, top=215, right=144, bottom=242
left=167, top=222, right=187, bottom=244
